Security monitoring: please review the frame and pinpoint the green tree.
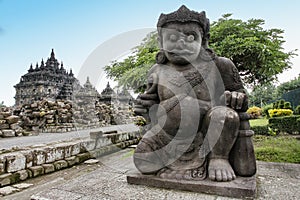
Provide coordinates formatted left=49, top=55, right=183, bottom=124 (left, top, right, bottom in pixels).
left=209, top=14, right=297, bottom=86
left=276, top=74, right=300, bottom=97
left=105, top=31, right=158, bottom=92
left=249, top=83, right=277, bottom=107
left=105, top=14, right=297, bottom=92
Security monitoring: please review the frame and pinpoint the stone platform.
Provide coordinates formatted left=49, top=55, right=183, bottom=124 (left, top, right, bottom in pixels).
left=127, top=174, right=256, bottom=199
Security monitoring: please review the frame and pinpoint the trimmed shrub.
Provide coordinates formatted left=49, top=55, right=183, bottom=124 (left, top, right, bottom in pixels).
left=295, top=105, right=300, bottom=115
left=262, top=104, right=273, bottom=118
left=247, top=106, right=262, bottom=119
left=284, top=102, right=292, bottom=110
left=268, top=109, right=293, bottom=118
left=269, top=115, right=300, bottom=134
left=251, top=125, right=269, bottom=135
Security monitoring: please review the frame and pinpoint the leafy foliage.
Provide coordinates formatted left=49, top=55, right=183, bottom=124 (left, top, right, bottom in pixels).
left=105, top=14, right=297, bottom=92
left=247, top=106, right=262, bottom=119
left=269, top=115, right=300, bottom=134
left=249, top=83, right=277, bottom=107
left=268, top=109, right=293, bottom=118
left=210, top=14, right=297, bottom=86
left=105, top=32, right=158, bottom=92
left=276, top=75, right=300, bottom=97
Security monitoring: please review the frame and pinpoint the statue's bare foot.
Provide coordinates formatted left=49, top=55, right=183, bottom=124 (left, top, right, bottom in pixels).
left=208, top=159, right=236, bottom=182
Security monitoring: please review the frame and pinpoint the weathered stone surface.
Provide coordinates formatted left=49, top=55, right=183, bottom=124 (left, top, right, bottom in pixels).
left=52, top=144, right=65, bottom=160
left=5, top=115, right=19, bottom=124
left=5, top=153, right=26, bottom=172
left=42, top=164, right=55, bottom=174
left=0, top=173, right=12, bottom=187
left=54, top=160, right=68, bottom=170
left=0, top=186, right=19, bottom=195
left=29, top=166, right=44, bottom=177
left=32, top=148, right=46, bottom=165
left=127, top=174, right=256, bottom=199
left=76, top=152, right=91, bottom=163
left=10, top=123, right=20, bottom=130
left=0, top=156, right=6, bottom=174
left=80, top=140, right=96, bottom=152
left=15, top=170, right=28, bottom=181
left=65, top=156, right=78, bottom=167
left=71, top=143, right=81, bottom=156
left=0, top=130, right=2, bottom=137
left=12, top=183, right=33, bottom=189
left=20, top=150, right=33, bottom=168
left=84, top=159, right=99, bottom=165
left=0, top=173, right=19, bottom=186
left=26, top=169, right=33, bottom=178
left=44, top=147, right=56, bottom=163
left=2, top=130, right=15, bottom=137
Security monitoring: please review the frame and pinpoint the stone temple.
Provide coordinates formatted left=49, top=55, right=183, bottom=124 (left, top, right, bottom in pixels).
left=14, top=49, right=81, bottom=106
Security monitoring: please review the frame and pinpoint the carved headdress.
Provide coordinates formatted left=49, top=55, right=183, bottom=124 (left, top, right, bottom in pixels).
left=156, top=5, right=213, bottom=64
left=157, top=5, right=210, bottom=38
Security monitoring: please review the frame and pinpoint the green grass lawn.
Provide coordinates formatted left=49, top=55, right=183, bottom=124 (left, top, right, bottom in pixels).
left=253, top=135, right=300, bottom=163
left=249, top=118, right=268, bottom=126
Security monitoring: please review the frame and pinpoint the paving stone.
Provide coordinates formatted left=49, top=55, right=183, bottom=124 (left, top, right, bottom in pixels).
left=0, top=172, right=19, bottom=187
left=44, top=147, right=56, bottom=163
left=5, top=153, right=26, bottom=172
left=13, top=183, right=34, bottom=189
left=52, top=144, right=65, bottom=160
left=15, top=170, right=28, bottom=181
left=76, top=152, right=91, bottom=163
left=71, top=142, right=81, bottom=156
left=80, top=140, right=96, bottom=152
left=65, top=156, right=78, bottom=167
left=0, top=186, right=19, bottom=195
left=29, top=166, right=44, bottom=177
left=0, top=155, right=6, bottom=174
left=32, top=148, right=46, bottom=165
left=0, top=173, right=12, bottom=187
left=20, top=150, right=34, bottom=168
left=54, top=160, right=68, bottom=170
left=2, top=130, right=16, bottom=137
left=42, top=163, right=55, bottom=174
left=84, top=159, right=99, bottom=165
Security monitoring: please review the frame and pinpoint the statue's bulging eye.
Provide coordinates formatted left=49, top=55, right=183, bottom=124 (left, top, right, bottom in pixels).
left=187, top=35, right=195, bottom=42
left=170, top=34, right=177, bottom=41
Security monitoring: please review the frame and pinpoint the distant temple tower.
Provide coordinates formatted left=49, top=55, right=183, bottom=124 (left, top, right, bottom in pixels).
left=14, top=49, right=80, bottom=106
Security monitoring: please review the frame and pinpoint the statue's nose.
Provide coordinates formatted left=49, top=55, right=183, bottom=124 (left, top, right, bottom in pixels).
left=177, top=38, right=185, bottom=49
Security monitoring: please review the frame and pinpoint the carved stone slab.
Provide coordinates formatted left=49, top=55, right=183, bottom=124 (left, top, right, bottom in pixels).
left=127, top=173, right=256, bottom=199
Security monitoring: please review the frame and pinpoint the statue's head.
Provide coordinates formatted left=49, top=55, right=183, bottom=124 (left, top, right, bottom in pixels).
left=156, top=5, right=211, bottom=65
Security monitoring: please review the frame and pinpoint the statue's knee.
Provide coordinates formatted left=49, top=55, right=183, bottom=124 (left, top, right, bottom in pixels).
left=209, top=106, right=239, bottom=122
left=224, top=108, right=239, bottom=124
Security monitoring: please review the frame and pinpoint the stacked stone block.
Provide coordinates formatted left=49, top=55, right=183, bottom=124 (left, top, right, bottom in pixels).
left=0, top=129, right=141, bottom=188
left=0, top=107, right=24, bottom=138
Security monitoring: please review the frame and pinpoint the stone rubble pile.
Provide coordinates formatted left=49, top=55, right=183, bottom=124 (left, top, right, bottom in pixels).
left=9, top=99, right=136, bottom=134
left=0, top=107, right=25, bottom=138
left=14, top=100, right=75, bottom=133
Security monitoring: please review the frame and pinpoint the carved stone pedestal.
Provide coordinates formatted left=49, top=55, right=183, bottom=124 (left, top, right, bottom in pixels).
left=127, top=173, right=256, bottom=199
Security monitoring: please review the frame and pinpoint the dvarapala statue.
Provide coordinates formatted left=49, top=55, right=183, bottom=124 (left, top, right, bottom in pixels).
left=134, top=5, right=256, bottom=182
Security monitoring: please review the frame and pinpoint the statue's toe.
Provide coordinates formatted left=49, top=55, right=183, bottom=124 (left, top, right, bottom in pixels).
left=208, top=169, right=216, bottom=181
left=216, top=169, right=222, bottom=181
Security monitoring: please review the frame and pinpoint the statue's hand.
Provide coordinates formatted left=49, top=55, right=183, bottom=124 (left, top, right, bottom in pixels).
left=223, top=91, right=248, bottom=111
left=134, top=93, right=159, bottom=115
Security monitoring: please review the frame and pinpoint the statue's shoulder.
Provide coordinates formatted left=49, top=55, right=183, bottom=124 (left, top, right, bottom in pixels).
left=214, top=57, right=236, bottom=72
left=214, top=56, right=244, bottom=91
left=147, top=63, right=165, bottom=76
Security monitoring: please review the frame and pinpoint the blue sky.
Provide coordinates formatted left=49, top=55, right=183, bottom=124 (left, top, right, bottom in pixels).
left=0, top=0, right=299, bottom=106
